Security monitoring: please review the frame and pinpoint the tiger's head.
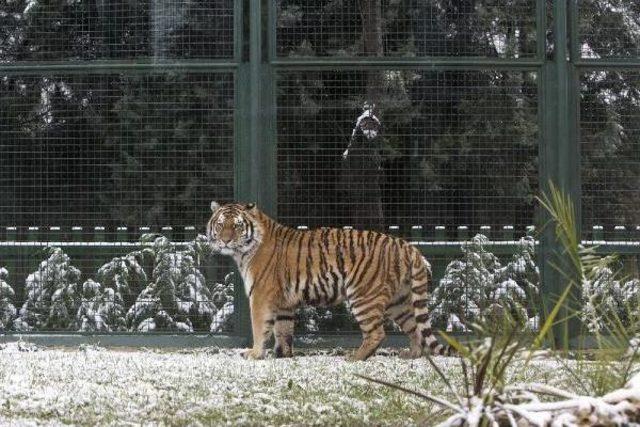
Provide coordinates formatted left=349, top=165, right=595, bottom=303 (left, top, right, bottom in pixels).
left=206, top=201, right=262, bottom=256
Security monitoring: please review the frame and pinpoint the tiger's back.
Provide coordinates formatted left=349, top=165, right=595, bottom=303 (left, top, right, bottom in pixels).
left=207, top=202, right=446, bottom=360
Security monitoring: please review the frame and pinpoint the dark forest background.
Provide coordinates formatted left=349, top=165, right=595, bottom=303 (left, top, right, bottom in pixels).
left=0, top=0, right=638, bottom=237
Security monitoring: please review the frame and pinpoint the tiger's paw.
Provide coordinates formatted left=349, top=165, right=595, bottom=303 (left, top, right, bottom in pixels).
left=274, top=345, right=293, bottom=358
left=241, top=348, right=265, bottom=360
left=346, top=351, right=367, bottom=362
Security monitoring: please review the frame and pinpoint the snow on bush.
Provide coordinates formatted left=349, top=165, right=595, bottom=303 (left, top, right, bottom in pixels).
left=297, top=304, right=356, bottom=333
left=209, top=271, right=235, bottom=333
left=76, top=279, right=127, bottom=332
left=430, top=234, right=539, bottom=331
left=96, top=250, right=149, bottom=308
left=581, top=266, right=640, bottom=333
left=0, top=268, right=16, bottom=331
left=13, top=248, right=82, bottom=331
left=126, top=234, right=231, bottom=332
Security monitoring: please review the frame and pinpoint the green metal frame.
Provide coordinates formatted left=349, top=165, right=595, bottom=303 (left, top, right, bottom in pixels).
left=3, top=0, right=640, bottom=347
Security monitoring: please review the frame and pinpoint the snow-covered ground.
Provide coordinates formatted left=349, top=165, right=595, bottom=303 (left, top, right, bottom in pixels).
left=0, top=343, right=568, bottom=426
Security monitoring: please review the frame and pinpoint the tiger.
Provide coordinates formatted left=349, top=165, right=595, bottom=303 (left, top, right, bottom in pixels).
left=206, top=201, right=449, bottom=361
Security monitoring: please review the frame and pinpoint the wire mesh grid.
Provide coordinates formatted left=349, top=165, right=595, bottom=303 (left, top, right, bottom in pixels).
left=581, top=70, right=640, bottom=240
left=276, top=69, right=539, bottom=238
left=577, top=2, right=640, bottom=59
left=0, top=0, right=235, bottom=63
left=0, top=72, right=234, bottom=228
left=275, top=0, right=538, bottom=58
left=0, top=71, right=236, bottom=332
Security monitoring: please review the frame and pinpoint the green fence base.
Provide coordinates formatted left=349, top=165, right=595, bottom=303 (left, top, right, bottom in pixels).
left=0, top=334, right=248, bottom=349
left=0, top=333, right=476, bottom=350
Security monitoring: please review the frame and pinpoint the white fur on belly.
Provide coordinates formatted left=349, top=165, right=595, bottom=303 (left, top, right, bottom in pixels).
left=242, top=271, right=254, bottom=296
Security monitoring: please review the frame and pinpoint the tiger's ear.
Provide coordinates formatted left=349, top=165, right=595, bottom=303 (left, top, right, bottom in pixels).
left=210, top=201, right=221, bottom=213
left=245, top=203, right=256, bottom=211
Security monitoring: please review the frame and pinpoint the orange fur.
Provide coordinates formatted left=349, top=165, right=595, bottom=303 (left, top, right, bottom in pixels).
left=207, top=202, right=447, bottom=360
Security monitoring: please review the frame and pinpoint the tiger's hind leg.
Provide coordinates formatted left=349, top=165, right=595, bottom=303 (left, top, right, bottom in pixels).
left=350, top=321, right=385, bottom=362
left=386, top=296, right=422, bottom=359
left=273, top=311, right=295, bottom=358
left=349, top=297, right=388, bottom=361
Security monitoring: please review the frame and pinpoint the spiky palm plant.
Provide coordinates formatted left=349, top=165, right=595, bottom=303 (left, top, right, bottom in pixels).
left=359, top=182, right=640, bottom=425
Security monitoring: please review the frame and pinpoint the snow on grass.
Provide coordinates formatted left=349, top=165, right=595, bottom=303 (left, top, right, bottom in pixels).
left=0, top=343, right=574, bottom=426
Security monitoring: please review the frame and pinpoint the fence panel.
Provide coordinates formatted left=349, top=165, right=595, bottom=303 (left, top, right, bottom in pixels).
left=272, top=0, right=544, bottom=335
left=580, top=71, right=640, bottom=240
left=275, top=0, right=538, bottom=58
left=577, top=2, right=640, bottom=60
left=0, top=0, right=240, bottom=336
left=0, top=0, right=236, bottom=62
left=1, top=0, right=639, bottom=341
left=276, top=68, right=539, bottom=236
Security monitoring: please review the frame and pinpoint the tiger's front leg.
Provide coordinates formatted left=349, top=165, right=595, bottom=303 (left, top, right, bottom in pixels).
left=273, top=311, right=295, bottom=358
left=242, top=296, right=275, bottom=360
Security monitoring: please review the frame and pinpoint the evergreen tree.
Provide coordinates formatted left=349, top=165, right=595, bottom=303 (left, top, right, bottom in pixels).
left=209, top=271, right=235, bottom=333
left=581, top=266, right=640, bottom=333
left=13, top=248, right=82, bottom=331
left=76, top=279, right=127, bottom=332
left=126, top=234, right=221, bottom=332
left=96, top=250, right=149, bottom=309
left=0, top=267, right=16, bottom=331
left=430, top=234, right=539, bottom=331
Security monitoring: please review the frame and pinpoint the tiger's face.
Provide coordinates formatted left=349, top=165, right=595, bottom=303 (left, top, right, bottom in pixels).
left=207, top=201, right=262, bottom=256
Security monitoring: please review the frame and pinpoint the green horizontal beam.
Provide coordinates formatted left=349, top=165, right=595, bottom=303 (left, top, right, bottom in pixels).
left=0, top=331, right=620, bottom=351
left=0, top=60, right=238, bottom=74
left=415, top=243, right=528, bottom=256
left=573, top=59, right=640, bottom=69
left=270, top=57, right=543, bottom=70
left=591, top=245, right=640, bottom=255
left=0, top=332, right=472, bottom=349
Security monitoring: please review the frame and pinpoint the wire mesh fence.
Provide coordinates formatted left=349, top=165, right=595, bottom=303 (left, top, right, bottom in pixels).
left=275, top=0, right=539, bottom=58
left=0, top=71, right=237, bottom=333
left=0, top=72, right=235, bottom=227
left=0, top=0, right=638, bottom=339
left=0, top=0, right=235, bottom=62
left=580, top=70, right=640, bottom=240
left=276, top=69, right=539, bottom=235
left=577, top=2, right=640, bottom=59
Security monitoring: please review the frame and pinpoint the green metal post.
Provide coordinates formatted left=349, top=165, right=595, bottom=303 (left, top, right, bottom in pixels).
left=410, top=225, right=424, bottom=242
left=540, top=0, right=581, bottom=347
left=116, top=226, right=128, bottom=243
left=250, top=0, right=276, bottom=218
left=5, top=227, right=17, bottom=242
left=457, top=226, right=469, bottom=241
left=230, top=0, right=276, bottom=344
left=501, top=225, right=514, bottom=241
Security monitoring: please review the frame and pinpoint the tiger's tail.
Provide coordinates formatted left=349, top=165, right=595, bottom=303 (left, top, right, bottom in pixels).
left=410, top=251, right=453, bottom=356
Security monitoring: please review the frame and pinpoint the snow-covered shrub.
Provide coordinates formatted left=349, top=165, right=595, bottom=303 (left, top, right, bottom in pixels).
left=581, top=266, right=640, bottom=333
left=13, top=248, right=82, bottom=331
left=297, top=304, right=355, bottom=333
left=500, top=235, right=539, bottom=294
left=209, top=271, right=235, bottom=333
left=96, top=250, right=148, bottom=308
left=430, top=234, right=539, bottom=331
left=0, top=268, right=16, bottom=331
left=127, top=234, right=230, bottom=332
left=76, top=279, right=127, bottom=332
